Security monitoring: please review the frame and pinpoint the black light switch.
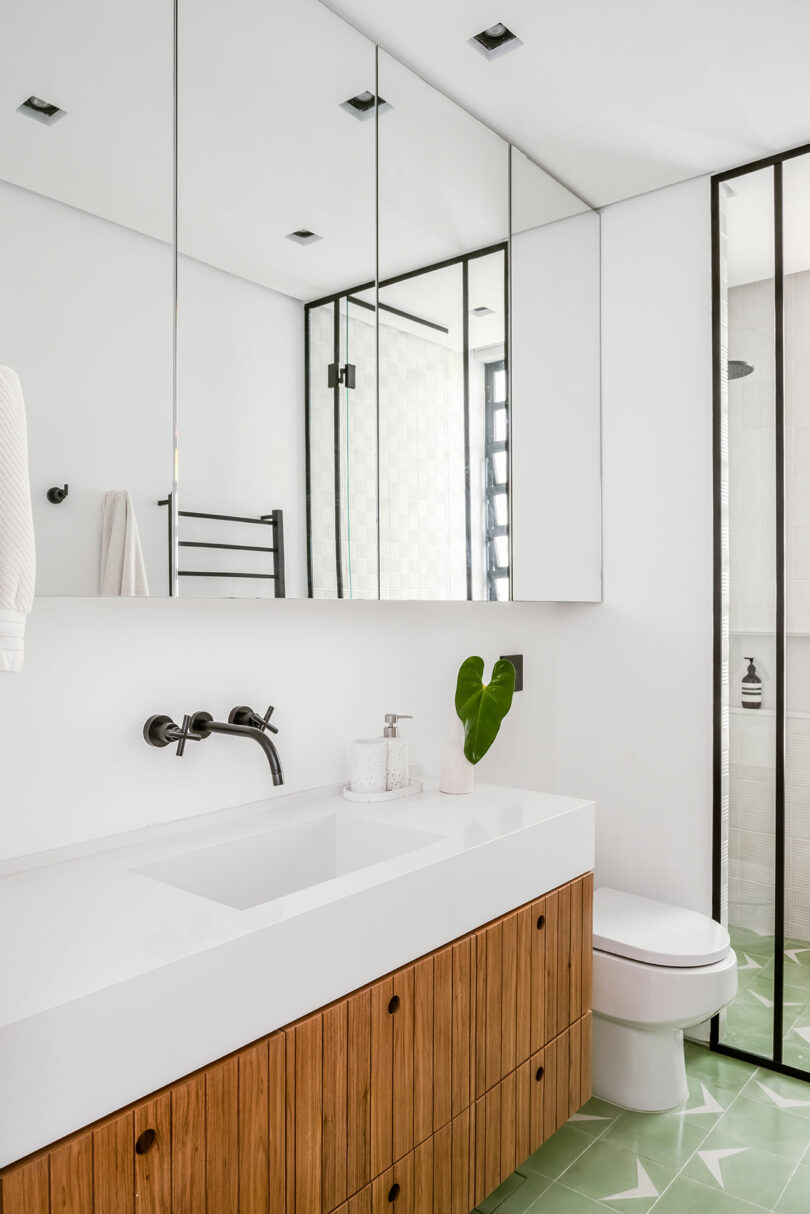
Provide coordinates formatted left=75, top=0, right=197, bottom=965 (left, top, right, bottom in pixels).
left=500, top=653, right=524, bottom=692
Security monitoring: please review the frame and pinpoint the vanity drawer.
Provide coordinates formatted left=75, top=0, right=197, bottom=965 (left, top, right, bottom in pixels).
left=471, top=1012, right=592, bottom=1208
left=295, top=938, right=474, bottom=1213
left=473, top=873, right=593, bottom=1098
left=331, top=1108, right=472, bottom=1214
left=0, top=1035, right=286, bottom=1214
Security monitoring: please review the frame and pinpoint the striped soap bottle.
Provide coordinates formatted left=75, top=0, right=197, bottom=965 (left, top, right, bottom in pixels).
left=741, top=656, right=762, bottom=709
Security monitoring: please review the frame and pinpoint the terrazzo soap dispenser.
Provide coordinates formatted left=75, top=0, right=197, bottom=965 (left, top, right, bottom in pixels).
left=742, top=657, right=762, bottom=709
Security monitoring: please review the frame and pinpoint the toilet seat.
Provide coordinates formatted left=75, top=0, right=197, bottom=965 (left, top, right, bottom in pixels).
left=594, top=887, right=730, bottom=967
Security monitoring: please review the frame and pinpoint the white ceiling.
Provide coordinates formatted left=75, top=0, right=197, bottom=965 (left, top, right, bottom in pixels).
left=324, top=0, right=810, bottom=208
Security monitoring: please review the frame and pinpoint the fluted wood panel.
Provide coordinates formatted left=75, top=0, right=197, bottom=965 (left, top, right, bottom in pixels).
left=0, top=1155, right=49, bottom=1213
left=94, top=1109, right=134, bottom=1214
left=472, top=1016, right=590, bottom=1208
left=238, top=1039, right=270, bottom=1214
left=134, top=1094, right=170, bottom=1213
left=206, top=1056, right=238, bottom=1213
left=49, top=1134, right=92, bottom=1214
left=475, top=875, right=592, bottom=1100
left=170, top=1076, right=204, bottom=1214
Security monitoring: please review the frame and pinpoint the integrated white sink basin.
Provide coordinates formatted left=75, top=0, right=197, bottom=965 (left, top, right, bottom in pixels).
left=135, top=813, right=447, bottom=909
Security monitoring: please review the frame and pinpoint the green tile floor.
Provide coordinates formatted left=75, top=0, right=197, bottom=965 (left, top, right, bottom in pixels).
left=474, top=1040, right=810, bottom=1213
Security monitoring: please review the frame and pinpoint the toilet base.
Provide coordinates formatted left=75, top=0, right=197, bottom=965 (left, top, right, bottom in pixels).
left=592, top=1014, right=688, bottom=1112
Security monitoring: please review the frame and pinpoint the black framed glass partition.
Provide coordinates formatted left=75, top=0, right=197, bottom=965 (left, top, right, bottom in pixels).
left=712, top=142, right=810, bottom=1078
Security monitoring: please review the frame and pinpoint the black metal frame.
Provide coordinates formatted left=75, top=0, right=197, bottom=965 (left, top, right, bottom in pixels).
left=710, top=142, right=808, bottom=1079
left=158, top=495, right=285, bottom=595
left=304, top=241, right=509, bottom=601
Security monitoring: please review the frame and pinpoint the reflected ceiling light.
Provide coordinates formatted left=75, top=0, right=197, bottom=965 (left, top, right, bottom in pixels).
left=340, top=91, right=391, bottom=121
left=471, top=306, right=495, bottom=317
left=17, top=95, right=66, bottom=125
left=286, top=229, right=322, bottom=246
left=470, top=22, right=522, bottom=60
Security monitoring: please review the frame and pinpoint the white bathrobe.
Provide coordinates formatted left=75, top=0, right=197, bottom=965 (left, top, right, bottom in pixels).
left=0, top=367, right=36, bottom=672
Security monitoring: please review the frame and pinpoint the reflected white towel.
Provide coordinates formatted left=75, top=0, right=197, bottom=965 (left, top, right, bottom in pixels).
left=100, top=490, right=149, bottom=597
left=0, top=367, right=36, bottom=672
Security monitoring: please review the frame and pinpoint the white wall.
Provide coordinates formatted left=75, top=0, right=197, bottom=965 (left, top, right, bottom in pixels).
left=512, top=209, right=602, bottom=603
left=0, top=597, right=561, bottom=861
left=553, top=176, right=714, bottom=914
left=0, top=175, right=716, bottom=921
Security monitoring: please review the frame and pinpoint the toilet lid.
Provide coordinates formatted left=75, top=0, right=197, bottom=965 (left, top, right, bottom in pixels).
left=593, top=887, right=731, bottom=967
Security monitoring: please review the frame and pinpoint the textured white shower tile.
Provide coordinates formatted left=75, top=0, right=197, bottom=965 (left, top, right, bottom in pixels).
left=787, top=528, right=810, bottom=580
left=788, top=581, right=810, bottom=633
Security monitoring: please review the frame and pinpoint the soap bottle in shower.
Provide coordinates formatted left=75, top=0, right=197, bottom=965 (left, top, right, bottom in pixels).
left=384, top=713, right=412, bottom=791
left=742, top=657, right=762, bottom=709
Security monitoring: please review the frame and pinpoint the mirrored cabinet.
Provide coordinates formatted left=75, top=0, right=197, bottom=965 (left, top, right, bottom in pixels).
left=2, top=0, right=601, bottom=602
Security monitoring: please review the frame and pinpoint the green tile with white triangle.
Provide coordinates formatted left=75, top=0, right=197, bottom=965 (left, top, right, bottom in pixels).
left=558, top=1139, right=675, bottom=1213
left=682, top=1130, right=795, bottom=1209
left=684, top=1040, right=757, bottom=1093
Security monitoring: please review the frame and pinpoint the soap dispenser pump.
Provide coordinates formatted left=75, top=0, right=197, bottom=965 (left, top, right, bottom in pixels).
left=384, top=713, right=412, bottom=791
left=742, top=657, right=762, bottom=709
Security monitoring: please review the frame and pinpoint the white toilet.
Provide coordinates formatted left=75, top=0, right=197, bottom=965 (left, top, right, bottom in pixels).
left=591, top=887, right=738, bottom=1112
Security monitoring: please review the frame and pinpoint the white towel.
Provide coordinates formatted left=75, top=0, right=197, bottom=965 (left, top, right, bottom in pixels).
left=0, top=367, right=36, bottom=672
left=100, top=490, right=150, bottom=597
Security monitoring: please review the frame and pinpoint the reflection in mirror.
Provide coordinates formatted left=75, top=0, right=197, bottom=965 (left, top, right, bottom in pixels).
left=0, top=0, right=174, bottom=595
left=308, top=48, right=511, bottom=601
left=377, top=51, right=509, bottom=602
left=177, top=0, right=376, bottom=597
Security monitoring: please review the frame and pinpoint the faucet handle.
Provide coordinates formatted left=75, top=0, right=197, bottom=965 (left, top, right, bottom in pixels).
left=174, top=714, right=202, bottom=757
left=228, top=704, right=279, bottom=734
left=143, top=713, right=203, bottom=756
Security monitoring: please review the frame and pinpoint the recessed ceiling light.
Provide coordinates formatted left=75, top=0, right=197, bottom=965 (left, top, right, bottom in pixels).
left=471, top=306, right=495, bottom=317
left=469, top=22, right=522, bottom=60
left=286, top=229, right=322, bottom=246
left=17, top=95, right=67, bottom=126
left=340, top=91, right=391, bottom=121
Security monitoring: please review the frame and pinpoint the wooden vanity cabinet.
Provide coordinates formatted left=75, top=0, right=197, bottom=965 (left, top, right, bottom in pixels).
left=0, top=874, right=593, bottom=1214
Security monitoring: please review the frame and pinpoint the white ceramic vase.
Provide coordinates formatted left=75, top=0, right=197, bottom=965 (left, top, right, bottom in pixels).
left=439, top=718, right=474, bottom=794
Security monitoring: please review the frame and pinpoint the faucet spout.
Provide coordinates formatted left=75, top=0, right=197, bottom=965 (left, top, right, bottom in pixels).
left=191, top=713, right=284, bottom=786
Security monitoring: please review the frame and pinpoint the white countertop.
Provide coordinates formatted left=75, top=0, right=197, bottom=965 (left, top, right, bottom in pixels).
left=0, top=781, right=594, bottom=1168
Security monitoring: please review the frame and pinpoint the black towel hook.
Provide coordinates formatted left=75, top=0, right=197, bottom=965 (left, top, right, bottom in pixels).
left=47, top=484, right=69, bottom=504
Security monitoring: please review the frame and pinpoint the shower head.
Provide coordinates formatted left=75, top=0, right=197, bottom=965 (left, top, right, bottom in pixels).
left=729, top=359, right=755, bottom=381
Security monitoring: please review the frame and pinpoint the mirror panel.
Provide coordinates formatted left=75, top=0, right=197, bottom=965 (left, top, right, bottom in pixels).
left=0, top=0, right=174, bottom=595
left=177, top=0, right=376, bottom=598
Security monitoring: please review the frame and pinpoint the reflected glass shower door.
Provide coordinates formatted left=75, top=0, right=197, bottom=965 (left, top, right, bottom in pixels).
left=714, top=146, right=810, bottom=1078
left=306, top=292, right=379, bottom=599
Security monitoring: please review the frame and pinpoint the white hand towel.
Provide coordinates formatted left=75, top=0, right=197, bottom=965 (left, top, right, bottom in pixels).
left=0, top=367, right=36, bottom=672
left=100, top=490, right=150, bottom=597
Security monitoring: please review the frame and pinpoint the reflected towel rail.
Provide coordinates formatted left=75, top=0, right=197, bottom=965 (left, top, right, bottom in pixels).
left=157, top=496, right=285, bottom=596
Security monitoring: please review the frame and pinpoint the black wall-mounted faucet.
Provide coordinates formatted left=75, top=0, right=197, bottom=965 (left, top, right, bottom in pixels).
left=144, top=704, right=284, bottom=787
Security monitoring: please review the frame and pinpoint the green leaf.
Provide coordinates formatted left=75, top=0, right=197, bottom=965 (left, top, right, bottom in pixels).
left=454, top=655, right=516, bottom=765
